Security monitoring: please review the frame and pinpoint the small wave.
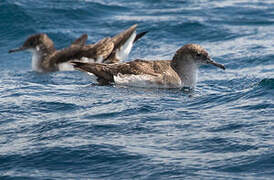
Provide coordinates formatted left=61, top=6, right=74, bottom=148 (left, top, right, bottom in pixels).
left=258, top=78, right=274, bottom=89
left=0, top=1, right=36, bottom=39
left=216, top=152, right=274, bottom=174
left=31, top=101, right=79, bottom=113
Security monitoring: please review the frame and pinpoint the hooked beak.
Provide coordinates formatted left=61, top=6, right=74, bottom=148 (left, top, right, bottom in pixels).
left=206, top=57, right=225, bottom=70
left=8, top=46, right=27, bottom=53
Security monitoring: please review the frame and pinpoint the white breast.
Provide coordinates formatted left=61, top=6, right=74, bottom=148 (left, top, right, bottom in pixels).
left=30, top=49, right=43, bottom=72
left=177, top=62, right=198, bottom=88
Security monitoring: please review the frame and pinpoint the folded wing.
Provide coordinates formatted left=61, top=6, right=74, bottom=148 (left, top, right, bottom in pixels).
left=71, top=59, right=181, bottom=88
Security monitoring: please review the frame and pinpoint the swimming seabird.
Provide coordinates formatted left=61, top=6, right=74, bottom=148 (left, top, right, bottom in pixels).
left=8, top=24, right=147, bottom=72
left=71, top=44, right=225, bottom=88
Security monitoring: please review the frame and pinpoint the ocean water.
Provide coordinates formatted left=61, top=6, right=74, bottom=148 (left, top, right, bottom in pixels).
left=0, top=0, right=274, bottom=179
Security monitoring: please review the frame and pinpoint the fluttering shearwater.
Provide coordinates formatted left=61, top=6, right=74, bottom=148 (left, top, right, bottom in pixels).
left=8, top=24, right=147, bottom=72
left=71, top=44, right=225, bottom=88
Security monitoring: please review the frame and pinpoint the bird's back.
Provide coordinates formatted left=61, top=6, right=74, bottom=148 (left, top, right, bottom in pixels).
left=72, top=59, right=181, bottom=88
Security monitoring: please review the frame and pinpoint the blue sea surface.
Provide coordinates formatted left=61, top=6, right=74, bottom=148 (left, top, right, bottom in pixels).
left=0, top=0, right=274, bottom=179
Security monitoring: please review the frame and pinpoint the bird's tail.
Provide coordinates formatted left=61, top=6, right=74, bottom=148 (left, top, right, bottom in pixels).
left=71, top=61, right=113, bottom=81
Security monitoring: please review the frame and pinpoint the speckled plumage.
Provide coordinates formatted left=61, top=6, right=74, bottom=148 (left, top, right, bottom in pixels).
left=72, top=44, right=225, bottom=88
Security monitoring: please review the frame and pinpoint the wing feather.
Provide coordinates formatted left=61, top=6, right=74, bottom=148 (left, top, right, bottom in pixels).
left=70, top=34, right=88, bottom=47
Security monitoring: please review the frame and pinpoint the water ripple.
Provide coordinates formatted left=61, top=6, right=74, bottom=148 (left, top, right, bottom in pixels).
left=1, top=0, right=274, bottom=179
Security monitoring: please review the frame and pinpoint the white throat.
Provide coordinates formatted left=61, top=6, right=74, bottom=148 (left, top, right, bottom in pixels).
left=177, top=61, right=199, bottom=88
left=29, top=47, right=43, bottom=72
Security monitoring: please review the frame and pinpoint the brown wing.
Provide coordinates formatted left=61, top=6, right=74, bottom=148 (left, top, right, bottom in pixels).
left=105, top=25, right=148, bottom=64
left=70, top=34, right=88, bottom=47
left=44, top=37, right=114, bottom=68
left=43, top=46, right=84, bottom=69
left=129, top=59, right=171, bottom=74
left=72, top=59, right=172, bottom=84
left=72, top=61, right=133, bottom=82
left=81, top=37, right=114, bottom=61
left=111, top=24, right=137, bottom=50
left=104, top=31, right=148, bottom=64
left=103, top=24, right=138, bottom=63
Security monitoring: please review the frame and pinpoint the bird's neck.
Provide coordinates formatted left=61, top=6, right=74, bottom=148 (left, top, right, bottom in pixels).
left=171, top=57, right=199, bottom=88
left=30, top=45, right=55, bottom=72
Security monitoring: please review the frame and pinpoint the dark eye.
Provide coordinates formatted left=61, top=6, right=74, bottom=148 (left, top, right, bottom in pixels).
left=197, top=53, right=202, bottom=57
